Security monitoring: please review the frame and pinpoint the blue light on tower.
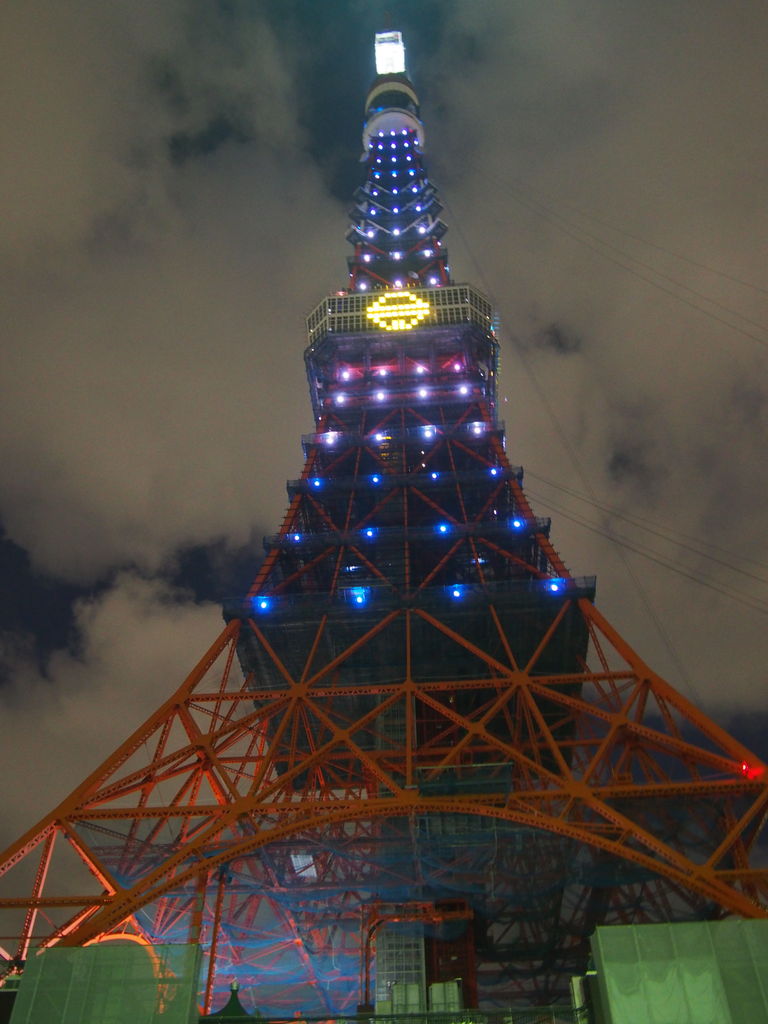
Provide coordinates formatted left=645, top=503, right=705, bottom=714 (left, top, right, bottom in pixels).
left=253, top=596, right=271, bottom=613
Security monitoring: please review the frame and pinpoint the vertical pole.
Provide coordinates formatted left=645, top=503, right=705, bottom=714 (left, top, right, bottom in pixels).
left=204, top=868, right=228, bottom=1014
left=188, top=869, right=208, bottom=945
left=15, top=831, right=55, bottom=964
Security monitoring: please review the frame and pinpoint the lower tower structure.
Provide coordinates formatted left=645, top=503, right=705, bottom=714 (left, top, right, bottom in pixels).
left=0, top=30, right=766, bottom=1017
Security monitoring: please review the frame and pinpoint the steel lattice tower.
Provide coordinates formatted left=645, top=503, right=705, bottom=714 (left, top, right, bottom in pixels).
left=1, top=31, right=767, bottom=1016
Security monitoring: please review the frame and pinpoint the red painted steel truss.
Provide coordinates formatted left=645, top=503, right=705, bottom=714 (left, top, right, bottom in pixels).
left=0, top=597, right=766, bottom=1006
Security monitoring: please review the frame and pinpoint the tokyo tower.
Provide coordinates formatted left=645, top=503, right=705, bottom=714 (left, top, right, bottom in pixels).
left=1, top=30, right=766, bottom=1016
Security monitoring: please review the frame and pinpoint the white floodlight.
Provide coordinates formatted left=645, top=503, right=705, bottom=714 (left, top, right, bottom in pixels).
left=290, top=853, right=317, bottom=879
left=375, top=31, right=406, bottom=75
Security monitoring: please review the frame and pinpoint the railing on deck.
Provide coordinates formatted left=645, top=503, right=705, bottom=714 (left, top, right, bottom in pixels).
left=200, top=1010, right=590, bottom=1024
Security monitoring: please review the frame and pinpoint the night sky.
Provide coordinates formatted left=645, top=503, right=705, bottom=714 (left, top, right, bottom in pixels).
left=2, top=0, right=767, bottom=849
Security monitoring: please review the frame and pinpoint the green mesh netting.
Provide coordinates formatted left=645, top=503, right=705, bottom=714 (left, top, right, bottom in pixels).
left=591, top=920, right=768, bottom=1024
left=10, top=943, right=200, bottom=1024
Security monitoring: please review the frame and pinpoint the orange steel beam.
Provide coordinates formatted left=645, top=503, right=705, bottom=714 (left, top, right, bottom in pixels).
left=0, top=622, right=240, bottom=882
left=413, top=607, right=514, bottom=675
left=524, top=600, right=574, bottom=673
left=47, top=796, right=767, bottom=950
left=583, top=600, right=764, bottom=767
left=1, top=897, right=112, bottom=908
left=10, top=794, right=757, bottom=937
left=241, top=779, right=748, bottom=805
left=186, top=668, right=634, bottom=700
left=14, top=831, right=54, bottom=963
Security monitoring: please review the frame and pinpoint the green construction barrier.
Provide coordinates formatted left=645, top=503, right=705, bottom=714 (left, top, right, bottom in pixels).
left=591, top=919, right=768, bottom=1023
left=10, top=942, right=201, bottom=1024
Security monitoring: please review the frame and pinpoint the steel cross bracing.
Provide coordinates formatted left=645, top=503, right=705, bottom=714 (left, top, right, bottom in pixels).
left=0, top=321, right=766, bottom=1011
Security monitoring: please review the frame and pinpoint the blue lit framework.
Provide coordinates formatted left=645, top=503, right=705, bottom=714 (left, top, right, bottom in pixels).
left=248, top=303, right=589, bottom=624
left=347, top=67, right=450, bottom=291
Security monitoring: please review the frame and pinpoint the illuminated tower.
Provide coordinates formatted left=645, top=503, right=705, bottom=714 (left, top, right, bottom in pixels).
left=0, top=30, right=766, bottom=1017
left=346, top=31, right=449, bottom=293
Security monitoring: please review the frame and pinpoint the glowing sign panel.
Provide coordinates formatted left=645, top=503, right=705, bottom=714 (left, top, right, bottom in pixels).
left=375, top=31, right=406, bottom=75
left=366, top=293, right=431, bottom=332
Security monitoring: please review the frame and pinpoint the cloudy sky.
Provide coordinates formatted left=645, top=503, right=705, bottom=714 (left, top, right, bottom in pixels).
left=1, top=0, right=767, bottom=846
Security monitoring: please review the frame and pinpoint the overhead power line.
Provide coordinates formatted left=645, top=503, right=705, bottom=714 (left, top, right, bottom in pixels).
left=441, top=191, right=768, bottom=698
left=529, top=488, right=768, bottom=617
left=468, top=169, right=768, bottom=351
left=526, top=470, right=768, bottom=582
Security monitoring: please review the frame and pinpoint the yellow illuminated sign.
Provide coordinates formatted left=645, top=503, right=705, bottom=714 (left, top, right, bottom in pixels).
left=366, top=293, right=431, bottom=332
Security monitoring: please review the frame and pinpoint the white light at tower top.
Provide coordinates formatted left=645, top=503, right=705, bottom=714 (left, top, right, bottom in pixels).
left=375, top=31, right=406, bottom=75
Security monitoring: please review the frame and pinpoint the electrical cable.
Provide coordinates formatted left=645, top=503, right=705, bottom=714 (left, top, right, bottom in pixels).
left=490, top=171, right=768, bottom=298
left=441, top=195, right=732, bottom=699
left=528, top=489, right=768, bottom=616
left=470, top=170, right=768, bottom=351
left=526, top=470, right=768, bottom=585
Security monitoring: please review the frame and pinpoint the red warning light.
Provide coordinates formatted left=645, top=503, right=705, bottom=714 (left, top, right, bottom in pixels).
left=741, top=761, right=765, bottom=780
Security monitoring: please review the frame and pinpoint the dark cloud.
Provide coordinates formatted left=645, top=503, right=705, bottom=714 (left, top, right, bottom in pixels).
left=0, top=1, right=344, bottom=581
left=536, top=323, right=582, bottom=355
left=168, top=114, right=251, bottom=165
left=730, top=377, right=766, bottom=427
left=0, top=574, right=219, bottom=848
left=606, top=443, right=653, bottom=488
